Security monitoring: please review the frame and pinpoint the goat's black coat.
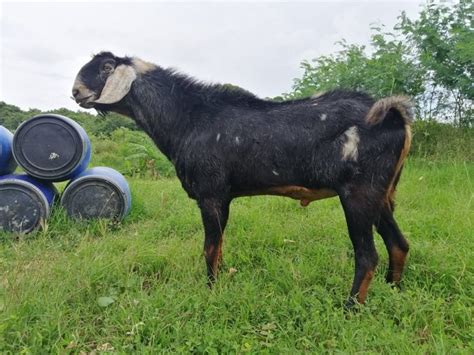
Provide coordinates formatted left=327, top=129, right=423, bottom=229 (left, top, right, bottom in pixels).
left=73, top=52, right=413, bottom=306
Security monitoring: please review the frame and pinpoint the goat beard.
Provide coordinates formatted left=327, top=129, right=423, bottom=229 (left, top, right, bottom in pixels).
left=96, top=109, right=109, bottom=117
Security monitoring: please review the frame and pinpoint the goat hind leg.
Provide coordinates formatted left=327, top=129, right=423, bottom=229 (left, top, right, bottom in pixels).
left=375, top=206, right=409, bottom=285
left=340, top=194, right=379, bottom=307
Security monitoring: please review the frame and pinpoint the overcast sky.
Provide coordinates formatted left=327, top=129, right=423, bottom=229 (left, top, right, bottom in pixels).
left=0, top=0, right=423, bottom=112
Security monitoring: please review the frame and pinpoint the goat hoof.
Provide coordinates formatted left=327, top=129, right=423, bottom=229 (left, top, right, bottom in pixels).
left=343, top=297, right=361, bottom=312
left=206, top=278, right=215, bottom=289
left=385, top=275, right=403, bottom=289
left=387, top=281, right=403, bottom=291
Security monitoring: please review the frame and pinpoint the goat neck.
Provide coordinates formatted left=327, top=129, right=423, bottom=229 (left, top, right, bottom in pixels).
left=118, top=68, right=195, bottom=162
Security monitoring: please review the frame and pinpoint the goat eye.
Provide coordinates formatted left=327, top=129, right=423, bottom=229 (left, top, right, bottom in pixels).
left=103, top=63, right=114, bottom=73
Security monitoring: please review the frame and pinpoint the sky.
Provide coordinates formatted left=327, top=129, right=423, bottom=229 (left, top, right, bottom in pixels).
left=0, top=0, right=423, bottom=112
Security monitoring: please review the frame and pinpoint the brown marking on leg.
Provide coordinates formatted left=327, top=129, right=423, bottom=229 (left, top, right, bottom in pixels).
left=205, top=244, right=215, bottom=257
left=200, top=198, right=229, bottom=286
left=215, top=235, right=224, bottom=271
left=388, top=246, right=407, bottom=284
left=357, top=270, right=375, bottom=304
left=204, top=236, right=224, bottom=280
left=340, top=186, right=379, bottom=308
left=375, top=205, right=409, bottom=285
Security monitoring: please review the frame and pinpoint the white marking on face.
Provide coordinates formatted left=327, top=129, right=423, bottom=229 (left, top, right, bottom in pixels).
left=72, top=76, right=95, bottom=99
left=320, top=113, right=327, bottom=121
left=216, top=133, right=221, bottom=142
left=235, top=136, right=240, bottom=144
left=342, top=126, right=360, bottom=161
left=272, top=170, right=279, bottom=176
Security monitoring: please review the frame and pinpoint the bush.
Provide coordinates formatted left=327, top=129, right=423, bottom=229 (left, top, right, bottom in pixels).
left=90, top=128, right=175, bottom=179
left=411, top=121, right=473, bottom=161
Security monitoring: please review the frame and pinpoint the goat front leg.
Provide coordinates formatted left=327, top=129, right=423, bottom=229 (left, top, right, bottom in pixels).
left=198, top=198, right=230, bottom=286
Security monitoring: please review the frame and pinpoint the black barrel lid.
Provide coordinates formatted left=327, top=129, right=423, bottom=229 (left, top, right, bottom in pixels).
left=0, top=180, right=48, bottom=233
left=62, top=178, right=126, bottom=220
left=13, top=114, right=84, bottom=179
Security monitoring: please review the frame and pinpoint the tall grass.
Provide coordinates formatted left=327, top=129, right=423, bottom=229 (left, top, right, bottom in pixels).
left=411, top=121, right=474, bottom=162
left=1, top=158, right=472, bottom=353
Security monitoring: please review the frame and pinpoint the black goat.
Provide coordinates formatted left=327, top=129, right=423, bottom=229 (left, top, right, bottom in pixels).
left=72, top=52, right=413, bottom=306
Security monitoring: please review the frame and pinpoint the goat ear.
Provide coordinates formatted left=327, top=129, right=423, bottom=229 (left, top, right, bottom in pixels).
left=94, top=65, right=137, bottom=104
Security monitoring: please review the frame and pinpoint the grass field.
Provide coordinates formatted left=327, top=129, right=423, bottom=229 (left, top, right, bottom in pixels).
left=1, top=158, right=473, bottom=353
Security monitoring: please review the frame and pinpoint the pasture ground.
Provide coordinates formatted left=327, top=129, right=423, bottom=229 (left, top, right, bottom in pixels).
left=1, top=159, right=473, bottom=353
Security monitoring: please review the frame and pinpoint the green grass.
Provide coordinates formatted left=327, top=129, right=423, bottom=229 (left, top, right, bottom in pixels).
left=1, top=159, right=473, bottom=353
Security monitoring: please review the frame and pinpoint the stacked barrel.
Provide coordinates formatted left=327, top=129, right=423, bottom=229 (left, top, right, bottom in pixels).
left=0, top=114, right=131, bottom=233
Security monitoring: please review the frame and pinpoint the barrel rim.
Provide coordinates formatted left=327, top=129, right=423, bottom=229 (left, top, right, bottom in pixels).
left=61, top=175, right=129, bottom=219
left=0, top=125, right=14, bottom=136
left=0, top=126, right=17, bottom=175
left=0, top=178, right=50, bottom=233
left=12, top=114, right=90, bottom=180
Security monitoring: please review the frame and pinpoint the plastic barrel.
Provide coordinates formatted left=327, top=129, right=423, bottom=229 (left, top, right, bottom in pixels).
left=0, top=126, right=17, bottom=175
left=12, top=114, right=91, bottom=181
left=61, top=167, right=131, bottom=220
left=0, top=174, right=57, bottom=233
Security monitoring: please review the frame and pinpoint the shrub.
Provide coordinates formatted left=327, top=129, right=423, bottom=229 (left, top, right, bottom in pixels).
left=90, top=128, right=175, bottom=178
left=411, top=121, right=473, bottom=161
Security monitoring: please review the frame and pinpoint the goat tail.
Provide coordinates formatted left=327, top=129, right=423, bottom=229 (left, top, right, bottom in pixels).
left=366, top=96, right=414, bottom=209
left=366, top=96, right=413, bottom=126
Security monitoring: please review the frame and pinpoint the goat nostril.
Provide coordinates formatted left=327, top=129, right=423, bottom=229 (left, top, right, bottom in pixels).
left=72, top=89, right=79, bottom=98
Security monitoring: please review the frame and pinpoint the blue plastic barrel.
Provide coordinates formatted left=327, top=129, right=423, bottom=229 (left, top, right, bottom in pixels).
left=61, top=167, right=131, bottom=220
left=0, top=126, right=17, bottom=175
left=12, top=114, right=91, bottom=181
left=0, top=174, right=57, bottom=233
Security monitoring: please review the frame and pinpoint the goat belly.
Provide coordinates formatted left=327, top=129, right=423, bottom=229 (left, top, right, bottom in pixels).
left=232, top=185, right=337, bottom=205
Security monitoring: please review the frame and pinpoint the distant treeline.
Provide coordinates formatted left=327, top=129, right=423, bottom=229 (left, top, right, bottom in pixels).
left=0, top=101, right=138, bottom=136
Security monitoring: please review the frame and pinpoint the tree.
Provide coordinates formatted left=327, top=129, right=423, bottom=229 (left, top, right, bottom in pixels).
left=280, top=32, right=425, bottom=114
left=282, top=0, right=473, bottom=126
left=399, top=0, right=473, bottom=125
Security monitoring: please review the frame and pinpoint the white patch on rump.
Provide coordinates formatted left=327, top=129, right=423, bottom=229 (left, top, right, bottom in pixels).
left=342, top=126, right=360, bottom=161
